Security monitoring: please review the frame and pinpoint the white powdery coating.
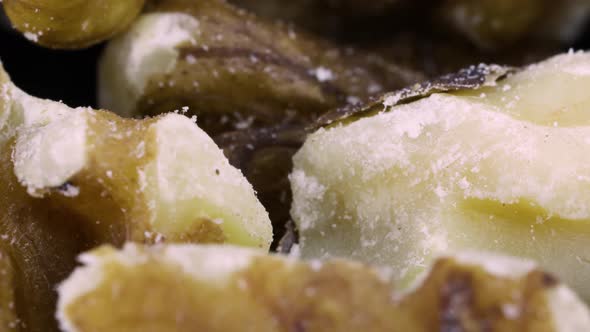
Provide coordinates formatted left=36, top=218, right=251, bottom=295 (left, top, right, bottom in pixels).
left=56, top=252, right=108, bottom=332
left=9, top=88, right=88, bottom=197
left=163, top=245, right=259, bottom=284
left=99, top=13, right=200, bottom=116
left=1, top=63, right=88, bottom=196
left=289, top=170, right=326, bottom=230
left=152, top=114, right=246, bottom=201
left=453, top=252, right=537, bottom=279
left=295, top=54, right=590, bottom=218
left=484, top=52, right=590, bottom=128
left=382, top=94, right=400, bottom=107
left=291, top=51, right=590, bottom=296
left=555, top=50, right=590, bottom=76
left=11, top=88, right=79, bottom=126
left=313, top=67, right=334, bottom=82
left=146, top=114, right=272, bottom=247
left=23, top=31, right=39, bottom=42
left=0, top=80, right=13, bottom=143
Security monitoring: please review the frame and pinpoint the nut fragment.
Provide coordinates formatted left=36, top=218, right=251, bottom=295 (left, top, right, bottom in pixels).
left=291, top=52, right=590, bottom=300
left=57, top=244, right=590, bottom=332
left=98, top=0, right=422, bottom=137
left=2, top=0, right=146, bottom=49
left=0, top=60, right=271, bottom=331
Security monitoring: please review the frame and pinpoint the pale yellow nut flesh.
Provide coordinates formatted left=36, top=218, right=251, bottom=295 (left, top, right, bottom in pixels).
left=98, top=12, right=201, bottom=119
left=0, top=60, right=271, bottom=331
left=2, top=0, right=146, bottom=48
left=291, top=51, right=590, bottom=300
left=57, top=244, right=590, bottom=332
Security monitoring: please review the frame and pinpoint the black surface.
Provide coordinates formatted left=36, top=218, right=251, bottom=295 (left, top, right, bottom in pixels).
left=1, top=18, right=104, bottom=108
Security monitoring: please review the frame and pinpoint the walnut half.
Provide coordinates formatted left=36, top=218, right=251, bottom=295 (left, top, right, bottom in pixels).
left=57, top=244, right=590, bottom=332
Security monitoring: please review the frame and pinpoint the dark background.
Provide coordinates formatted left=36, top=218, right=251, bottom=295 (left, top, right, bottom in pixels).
left=1, top=9, right=104, bottom=108
left=1, top=7, right=589, bottom=109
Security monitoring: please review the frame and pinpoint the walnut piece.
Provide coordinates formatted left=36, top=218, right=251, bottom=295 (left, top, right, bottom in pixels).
left=57, top=244, right=590, bottom=332
left=291, top=51, right=590, bottom=301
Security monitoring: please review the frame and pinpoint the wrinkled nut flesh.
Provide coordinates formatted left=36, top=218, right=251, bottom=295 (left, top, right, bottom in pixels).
left=291, top=52, right=590, bottom=300
left=98, top=0, right=421, bottom=136
left=0, top=60, right=271, bottom=331
left=57, top=244, right=590, bottom=332
left=2, top=0, right=146, bottom=49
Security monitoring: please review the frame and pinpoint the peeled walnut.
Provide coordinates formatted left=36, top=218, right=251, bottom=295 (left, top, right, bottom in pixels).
left=57, top=244, right=590, bottom=332
left=98, top=0, right=422, bottom=137
left=1, top=0, right=145, bottom=48
left=0, top=60, right=271, bottom=331
left=291, top=51, right=590, bottom=301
